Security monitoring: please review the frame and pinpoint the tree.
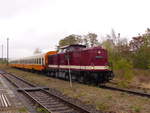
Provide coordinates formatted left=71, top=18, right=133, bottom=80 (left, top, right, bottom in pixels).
left=34, top=48, right=42, bottom=54
left=58, top=34, right=82, bottom=47
left=102, top=39, right=115, bottom=52
left=86, top=33, right=99, bottom=47
left=111, top=29, right=117, bottom=43
left=83, top=35, right=89, bottom=47
left=129, top=29, right=150, bottom=69
left=129, top=36, right=144, bottom=52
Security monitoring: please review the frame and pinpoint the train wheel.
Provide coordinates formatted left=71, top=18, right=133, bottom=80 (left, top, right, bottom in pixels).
left=46, top=71, right=50, bottom=76
left=65, top=74, right=69, bottom=80
left=78, top=76, right=85, bottom=83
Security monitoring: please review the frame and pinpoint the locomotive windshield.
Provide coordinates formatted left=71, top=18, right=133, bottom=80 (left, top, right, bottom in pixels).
left=59, top=44, right=86, bottom=53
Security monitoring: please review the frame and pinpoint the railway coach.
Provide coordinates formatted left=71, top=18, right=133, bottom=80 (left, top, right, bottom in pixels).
left=9, top=51, right=57, bottom=72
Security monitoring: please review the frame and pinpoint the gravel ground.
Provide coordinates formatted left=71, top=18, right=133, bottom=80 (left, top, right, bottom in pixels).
left=2, top=67, right=150, bottom=113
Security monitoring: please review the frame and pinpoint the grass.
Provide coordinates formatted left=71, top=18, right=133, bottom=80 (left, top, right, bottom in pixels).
left=107, top=95, right=112, bottom=100
left=18, top=107, right=28, bottom=112
left=96, top=102, right=109, bottom=111
left=117, top=81, right=129, bottom=88
left=131, top=106, right=142, bottom=113
left=1, top=64, right=150, bottom=113
left=36, top=107, right=49, bottom=113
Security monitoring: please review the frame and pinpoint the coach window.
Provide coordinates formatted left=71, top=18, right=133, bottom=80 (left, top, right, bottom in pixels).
left=42, top=58, right=44, bottom=65
left=38, top=58, right=41, bottom=64
left=38, top=58, right=40, bottom=64
left=39, top=58, right=41, bottom=64
left=38, top=58, right=39, bottom=64
left=41, top=58, right=43, bottom=65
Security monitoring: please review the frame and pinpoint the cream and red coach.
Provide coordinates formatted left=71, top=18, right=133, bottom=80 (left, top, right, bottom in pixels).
left=47, top=44, right=114, bottom=84
left=9, top=51, right=57, bottom=71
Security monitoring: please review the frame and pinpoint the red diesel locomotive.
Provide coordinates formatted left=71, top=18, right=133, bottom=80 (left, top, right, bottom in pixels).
left=47, top=44, right=114, bottom=84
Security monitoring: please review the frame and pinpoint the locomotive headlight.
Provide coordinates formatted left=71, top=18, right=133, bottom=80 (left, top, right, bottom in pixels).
left=98, top=50, right=101, bottom=54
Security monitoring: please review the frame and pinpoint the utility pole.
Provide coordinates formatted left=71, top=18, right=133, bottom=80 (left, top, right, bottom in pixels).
left=2, top=44, right=3, bottom=61
left=7, top=38, right=9, bottom=65
left=67, top=52, right=72, bottom=88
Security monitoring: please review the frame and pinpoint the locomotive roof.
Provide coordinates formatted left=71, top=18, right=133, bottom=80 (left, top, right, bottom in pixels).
left=60, top=44, right=86, bottom=49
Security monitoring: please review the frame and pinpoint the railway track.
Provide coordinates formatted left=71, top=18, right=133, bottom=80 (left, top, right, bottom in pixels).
left=1, top=71, right=99, bottom=113
left=99, top=85, right=150, bottom=98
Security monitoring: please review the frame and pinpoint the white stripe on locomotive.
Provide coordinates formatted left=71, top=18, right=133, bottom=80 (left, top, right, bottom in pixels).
left=48, top=65, right=109, bottom=70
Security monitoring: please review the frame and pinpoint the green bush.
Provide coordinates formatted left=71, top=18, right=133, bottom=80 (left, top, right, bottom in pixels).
left=132, top=47, right=150, bottom=69
left=113, top=58, right=133, bottom=81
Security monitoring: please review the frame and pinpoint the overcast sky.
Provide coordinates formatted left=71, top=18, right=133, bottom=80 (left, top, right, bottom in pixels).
left=0, top=0, right=150, bottom=59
